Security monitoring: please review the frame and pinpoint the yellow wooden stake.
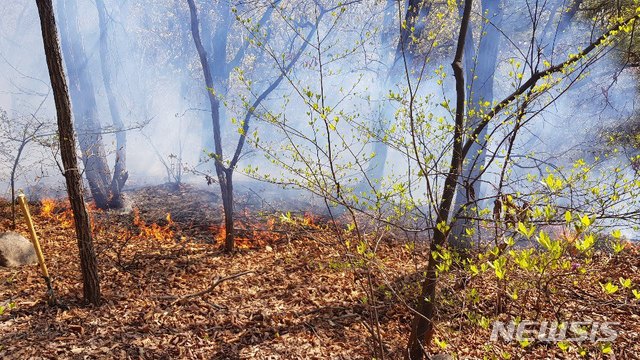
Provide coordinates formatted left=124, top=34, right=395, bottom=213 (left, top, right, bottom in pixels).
left=18, top=194, right=56, bottom=304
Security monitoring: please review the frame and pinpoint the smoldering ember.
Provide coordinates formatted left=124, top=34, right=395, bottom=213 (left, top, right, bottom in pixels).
left=1, top=0, right=640, bottom=359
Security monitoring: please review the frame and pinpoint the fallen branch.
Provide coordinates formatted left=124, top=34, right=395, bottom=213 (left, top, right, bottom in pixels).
left=166, top=270, right=254, bottom=306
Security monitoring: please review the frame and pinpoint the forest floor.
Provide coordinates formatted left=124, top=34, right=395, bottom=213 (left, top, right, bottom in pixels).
left=1, top=183, right=639, bottom=359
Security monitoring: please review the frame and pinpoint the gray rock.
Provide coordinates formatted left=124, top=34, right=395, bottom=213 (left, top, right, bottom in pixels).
left=0, top=232, right=37, bottom=267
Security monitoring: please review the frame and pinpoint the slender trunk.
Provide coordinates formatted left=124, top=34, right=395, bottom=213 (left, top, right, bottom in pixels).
left=198, top=0, right=231, bottom=151
left=542, top=0, right=582, bottom=60
left=35, top=0, right=101, bottom=305
left=96, top=0, right=128, bottom=208
left=361, top=1, right=432, bottom=191
left=358, top=0, right=396, bottom=191
left=450, top=0, right=503, bottom=251
left=186, top=0, right=235, bottom=251
left=220, top=169, right=235, bottom=252
left=406, top=0, right=472, bottom=358
left=57, top=0, right=113, bottom=209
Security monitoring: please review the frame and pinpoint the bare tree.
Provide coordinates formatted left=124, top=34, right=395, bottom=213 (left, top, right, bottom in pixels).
left=35, top=0, right=101, bottom=305
left=8, top=120, right=45, bottom=229
left=56, top=0, right=128, bottom=210
left=96, top=0, right=128, bottom=208
left=185, top=0, right=317, bottom=252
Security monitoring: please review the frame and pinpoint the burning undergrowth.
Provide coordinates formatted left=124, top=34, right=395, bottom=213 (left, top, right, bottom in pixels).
left=1, top=184, right=640, bottom=358
left=0, top=184, right=420, bottom=358
left=116, top=182, right=328, bottom=248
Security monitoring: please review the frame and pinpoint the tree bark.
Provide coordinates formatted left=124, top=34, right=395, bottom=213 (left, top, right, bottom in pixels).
left=35, top=0, right=101, bottom=305
left=450, top=0, right=503, bottom=252
left=198, top=0, right=232, bottom=152
left=406, top=0, right=473, bottom=358
left=95, top=0, right=128, bottom=208
left=56, top=0, right=114, bottom=210
left=359, top=0, right=432, bottom=193
left=186, top=0, right=235, bottom=251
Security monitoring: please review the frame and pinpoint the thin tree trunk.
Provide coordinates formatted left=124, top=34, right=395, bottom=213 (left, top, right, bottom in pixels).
left=199, top=0, right=231, bottom=151
left=360, top=0, right=432, bottom=191
left=57, top=0, right=113, bottom=210
left=450, top=0, right=503, bottom=252
left=95, top=0, right=128, bottom=208
left=10, top=140, right=28, bottom=229
left=186, top=0, right=303, bottom=252
left=221, top=169, right=234, bottom=252
left=186, top=0, right=236, bottom=251
left=406, top=1, right=473, bottom=358
left=35, top=0, right=101, bottom=305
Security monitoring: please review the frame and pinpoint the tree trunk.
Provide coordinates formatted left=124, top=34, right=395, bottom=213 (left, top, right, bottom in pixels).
left=186, top=0, right=300, bottom=252
left=198, top=0, right=232, bottom=151
left=35, top=0, right=101, bottom=305
left=449, top=0, right=503, bottom=252
left=220, top=169, right=235, bottom=252
left=186, top=0, right=236, bottom=252
left=360, top=0, right=432, bottom=192
left=56, top=0, right=114, bottom=210
left=406, top=0, right=473, bottom=358
left=95, top=0, right=128, bottom=208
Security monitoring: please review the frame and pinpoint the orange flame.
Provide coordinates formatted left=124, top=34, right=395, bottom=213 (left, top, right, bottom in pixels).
left=132, top=208, right=174, bottom=241
left=39, top=198, right=75, bottom=229
left=303, top=212, right=316, bottom=226
left=210, top=215, right=281, bottom=250
left=40, top=198, right=57, bottom=218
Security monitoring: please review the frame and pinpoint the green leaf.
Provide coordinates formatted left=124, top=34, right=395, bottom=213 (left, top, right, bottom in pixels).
left=613, top=240, right=626, bottom=254
left=436, top=221, right=450, bottom=234
left=490, top=257, right=507, bottom=280
left=434, top=337, right=447, bottom=350
left=576, top=234, right=595, bottom=252
left=537, top=231, right=553, bottom=251
left=619, top=277, right=632, bottom=289
left=558, top=341, right=570, bottom=352
left=469, top=264, right=479, bottom=276
left=517, top=222, right=535, bottom=239
left=564, top=211, right=572, bottom=223
left=600, top=281, right=619, bottom=294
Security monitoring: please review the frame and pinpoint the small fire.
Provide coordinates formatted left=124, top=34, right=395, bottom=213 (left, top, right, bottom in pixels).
left=39, top=198, right=75, bottom=229
left=211, top=224, right=227, bottom=244
left=210, top=215, right=281, bottom=250
left=132, top=208, right=174, bottom=240
left=40, top=198, right=57, bottom=218
left=302, top=212, right=316, bottom=226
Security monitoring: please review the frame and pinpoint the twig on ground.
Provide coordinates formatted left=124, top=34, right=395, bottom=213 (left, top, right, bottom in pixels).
left=163, top=270, right=254, bottom=305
